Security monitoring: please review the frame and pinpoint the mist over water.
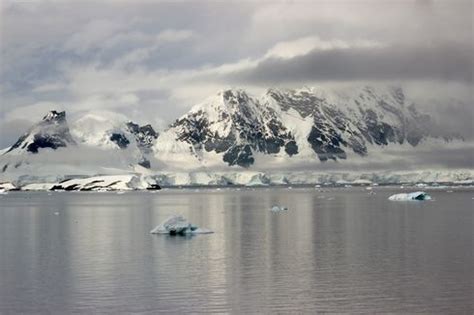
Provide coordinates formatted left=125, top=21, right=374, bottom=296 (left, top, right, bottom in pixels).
left=0, top=188, right=472, bottom=313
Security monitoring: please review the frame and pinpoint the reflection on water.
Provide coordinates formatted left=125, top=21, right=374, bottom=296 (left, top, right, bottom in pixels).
left=0, top=188, right=473, bottom=313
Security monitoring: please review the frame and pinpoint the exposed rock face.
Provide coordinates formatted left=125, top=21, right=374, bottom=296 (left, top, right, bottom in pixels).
left=110, top=133, right=130, bottom=149
left=108, top=122, right=159, bottom=168
left=167, top=89, right=298, bottom=167
left=158, top=86, right=436, bottom=166
left=264, top=87, right=432, bottom=162
left=126, top=122, right=158, bottom=151
left=125, top=122, right=159, bottom=168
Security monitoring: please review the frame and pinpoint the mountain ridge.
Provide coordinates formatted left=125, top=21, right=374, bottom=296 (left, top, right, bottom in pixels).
left=0, top=85, right=465, bottom=176
left=154, top=85, right=441, bottom=168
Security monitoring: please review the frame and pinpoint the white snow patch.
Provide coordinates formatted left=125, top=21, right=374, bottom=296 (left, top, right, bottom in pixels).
left=0, top=182, right=16, bottom=191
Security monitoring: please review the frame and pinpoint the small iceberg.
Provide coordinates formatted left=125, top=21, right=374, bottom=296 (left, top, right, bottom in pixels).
left=388, top=191, right=432, bottom=201
left=150, top=215, right=213, bottom=235
left=271, top=205, right=288, bottom=212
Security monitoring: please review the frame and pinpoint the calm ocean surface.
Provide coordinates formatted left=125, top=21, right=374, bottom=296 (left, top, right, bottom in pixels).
left=0, top=188, right=472, bottom=313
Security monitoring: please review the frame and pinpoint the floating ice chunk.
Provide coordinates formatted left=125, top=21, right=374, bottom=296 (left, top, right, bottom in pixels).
left=388, top=191, right=432, bottom=201
left=271, top=205, right=288, bottom=212
left=150, top=215, right=213, bottom=235
left=150, top=215, right=192, bottom=234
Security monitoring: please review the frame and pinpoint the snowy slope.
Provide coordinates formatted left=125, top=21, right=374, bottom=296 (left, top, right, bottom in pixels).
left=21, top=174, right=160, bottom=191
left=0, top=110, right=159, bottom=179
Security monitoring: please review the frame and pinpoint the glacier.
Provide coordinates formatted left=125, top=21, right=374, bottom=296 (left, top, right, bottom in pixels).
left=0, top=169, right=473, bottom=191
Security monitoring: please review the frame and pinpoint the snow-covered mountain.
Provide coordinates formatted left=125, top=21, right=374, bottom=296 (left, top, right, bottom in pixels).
left=155, top=89, right=298, bottom=168
left=154, top=86, right=444, bottom=169
left=0, top=110, right=159, bottom=178
left=0, top=86, right=467, bottom=183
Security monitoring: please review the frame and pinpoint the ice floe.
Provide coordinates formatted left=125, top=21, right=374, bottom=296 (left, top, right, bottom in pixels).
left=388, top=191, right=432, bottom=201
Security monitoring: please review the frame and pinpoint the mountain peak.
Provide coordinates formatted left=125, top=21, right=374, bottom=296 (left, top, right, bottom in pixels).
left=219, top=88, right=251, bottom=105
left=4, top=110, right=75, bottom=155
left=42, top=110, right=66, bottom=123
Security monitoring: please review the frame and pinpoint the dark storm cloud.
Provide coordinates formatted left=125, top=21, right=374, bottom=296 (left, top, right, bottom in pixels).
left=228, top=43, right=473, bottom=84
left=426, top=102, right=474, bottom=141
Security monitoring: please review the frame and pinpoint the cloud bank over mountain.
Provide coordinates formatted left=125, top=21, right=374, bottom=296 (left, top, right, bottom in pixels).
left=1, top=0, right=472, bottom=159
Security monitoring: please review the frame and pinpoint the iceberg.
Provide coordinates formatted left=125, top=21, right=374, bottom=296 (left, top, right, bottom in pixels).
left=150, top=215, right=213, bottom=235
left=388, top=191, right=432, bottom=201
left=271, top=205, right=288, bottom=212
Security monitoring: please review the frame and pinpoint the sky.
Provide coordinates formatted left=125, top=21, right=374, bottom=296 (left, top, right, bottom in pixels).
left=0, top=0, right=472, bottom=150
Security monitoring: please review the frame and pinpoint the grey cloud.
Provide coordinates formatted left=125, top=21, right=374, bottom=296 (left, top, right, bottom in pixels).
left=425, top=101, right=474, bottom=141
left=254, top=145, right=474, bottom=172
left=0, top=119, right=32, bottom=149
left=392, top=146, right=474, bottom=170
left=227, top=43, right=473, bottom=85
